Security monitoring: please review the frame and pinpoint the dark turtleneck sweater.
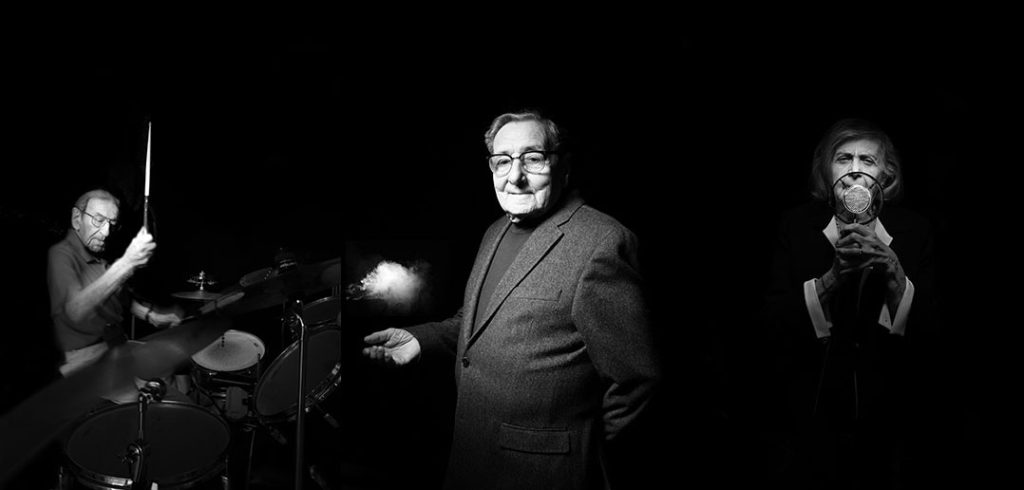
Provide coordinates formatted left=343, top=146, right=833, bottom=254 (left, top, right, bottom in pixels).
left=473, top=218, right=537, bottom=327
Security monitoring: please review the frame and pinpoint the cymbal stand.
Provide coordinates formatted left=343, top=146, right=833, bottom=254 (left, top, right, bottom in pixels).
left=188, top=270, right=217, bottom=294
left=287, top=299, right=309, bottom=490
left=124, top=379, right=165, bottom=489
left=282, top=308, right=300, bottom=346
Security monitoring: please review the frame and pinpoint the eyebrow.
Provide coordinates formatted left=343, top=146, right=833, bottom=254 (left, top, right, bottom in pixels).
left=833, top=151, right=877, bottom=160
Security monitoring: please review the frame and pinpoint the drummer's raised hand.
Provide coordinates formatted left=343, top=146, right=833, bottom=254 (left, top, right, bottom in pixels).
left=362, top=328, right=420, bottom=366
left=124, top=227, right=157, bottom=269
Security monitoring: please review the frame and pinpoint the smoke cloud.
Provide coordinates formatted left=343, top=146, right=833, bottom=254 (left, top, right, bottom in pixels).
left=347, top=260, right=427, bottom=311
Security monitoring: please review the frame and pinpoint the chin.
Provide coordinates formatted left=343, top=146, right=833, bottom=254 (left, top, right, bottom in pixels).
left=500, top=199, right=535, bottom=216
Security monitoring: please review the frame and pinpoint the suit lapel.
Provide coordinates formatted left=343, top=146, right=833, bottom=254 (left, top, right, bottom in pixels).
left=463, top=219, right=511, bottom=342
left=467, top=194, right=584, bottom=348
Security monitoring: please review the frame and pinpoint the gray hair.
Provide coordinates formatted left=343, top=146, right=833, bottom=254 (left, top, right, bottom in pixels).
left=809, top=118, right=904, bottom=203
left=74, top=189, right=120, bottom=211
left=483, top=111, right=563, bottom=154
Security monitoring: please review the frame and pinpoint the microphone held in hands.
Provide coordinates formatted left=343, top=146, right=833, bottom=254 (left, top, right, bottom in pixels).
left=842, top=184, right=872, bottom=215
left=832, top=172, right=884, bottom=224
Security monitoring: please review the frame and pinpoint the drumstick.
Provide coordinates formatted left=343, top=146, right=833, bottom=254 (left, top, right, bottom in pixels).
left=143, top=121, right=151, bottom=230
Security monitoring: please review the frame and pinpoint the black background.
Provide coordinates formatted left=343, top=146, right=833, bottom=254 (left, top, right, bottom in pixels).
left=1, top=28, right=1006, bottom=488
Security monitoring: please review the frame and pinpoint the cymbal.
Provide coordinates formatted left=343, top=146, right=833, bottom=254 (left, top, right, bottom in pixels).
left=1, top=258, right=341, bottom=482
left=171, top=290, right=223, bottom=301
left=240, top=266, right=275, bottom=288
left=0, top=314, right=233, bottom=485
left=229, top=257, right=341, bottom=315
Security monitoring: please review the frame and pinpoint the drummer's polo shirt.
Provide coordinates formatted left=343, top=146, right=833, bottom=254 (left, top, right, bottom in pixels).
left=48, top=230, right=127, bottom=352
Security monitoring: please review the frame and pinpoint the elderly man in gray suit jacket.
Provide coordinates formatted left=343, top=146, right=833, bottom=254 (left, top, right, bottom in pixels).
left=363, top=110, right=661, bottom=490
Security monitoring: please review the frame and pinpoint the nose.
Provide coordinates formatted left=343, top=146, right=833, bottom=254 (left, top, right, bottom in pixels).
left=850, top=158, right=862, bottom=174
left=506, top=158, right=526, bottom=186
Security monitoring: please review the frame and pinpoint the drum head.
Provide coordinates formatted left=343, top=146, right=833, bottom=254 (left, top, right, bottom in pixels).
left=192, top=330, right=265, bottom=372
left=65, top=402, right=230, bottom=488
left=254, top=326, right=342, bottom=420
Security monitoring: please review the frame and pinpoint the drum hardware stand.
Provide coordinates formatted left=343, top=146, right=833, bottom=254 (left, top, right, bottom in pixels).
left=288, top=298, right=310, bottom=490
left=282, top=310, right=300, bottom=346
left=313, top=404, right=340, bottom=430
left=123, top=379, right=165, bottom=490
left=284, top=300, right=339, bottom=490
left=278, top=303, right=343, bottom=429
left=188, top=270, right=217, bottom=295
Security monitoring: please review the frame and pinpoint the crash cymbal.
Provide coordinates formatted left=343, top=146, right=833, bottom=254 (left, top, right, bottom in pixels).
left=0, top=314, right=233, bottom=486
left=240, top=266, right=275, bottom=288
left=228, top=257, right=341, bottom=315
left=171, top=290, right=223, bottom=301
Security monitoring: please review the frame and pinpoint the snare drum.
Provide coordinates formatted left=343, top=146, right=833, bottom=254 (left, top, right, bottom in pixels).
left=61, top=401, right=230, bottom=489
left=191, top=330, right=264, bottom=415
left=254, top=325, right=342, bottom=424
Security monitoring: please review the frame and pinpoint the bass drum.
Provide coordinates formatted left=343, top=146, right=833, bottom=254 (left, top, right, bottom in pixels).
left=61, top=401, right=230, bottom=489
left=253, top=325, right=342, bottom=424
left=283, top=296, right=340, bottom=343
left=302, top=296, right=340, bottom=326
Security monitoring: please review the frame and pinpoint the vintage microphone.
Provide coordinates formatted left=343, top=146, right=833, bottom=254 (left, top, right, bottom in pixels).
left=845, top=182, right=874, bottom=422
left=813, top=172, right=885, bottom=419
left=830, top=171, right=885, bottom=340
left=836, top=175, right=881, bottom=306
left=831, top=172, right=883, bottom=226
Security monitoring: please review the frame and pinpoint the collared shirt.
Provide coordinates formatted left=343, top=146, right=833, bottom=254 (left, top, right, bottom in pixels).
left=802, top=216, right=915, bottom=339
left=48, top=230, right=127, bottom=352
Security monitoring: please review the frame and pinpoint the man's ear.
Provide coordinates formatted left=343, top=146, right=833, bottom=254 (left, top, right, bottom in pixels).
left=71, top=207, right=81, bottom=230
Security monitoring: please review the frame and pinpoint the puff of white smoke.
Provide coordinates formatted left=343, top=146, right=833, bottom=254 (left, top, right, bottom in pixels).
left=352, top=261, right=424, bottom=307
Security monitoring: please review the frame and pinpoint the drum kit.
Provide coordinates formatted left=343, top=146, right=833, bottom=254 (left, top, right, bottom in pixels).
left=0, top=256, right=344, bottom=490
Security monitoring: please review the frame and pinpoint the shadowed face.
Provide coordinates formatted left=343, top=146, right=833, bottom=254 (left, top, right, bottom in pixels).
left=831, top=138, right=884, bottom=199
left=73, top=198, right=119, bottom=254
left=491, top=121, right=563, bottom=223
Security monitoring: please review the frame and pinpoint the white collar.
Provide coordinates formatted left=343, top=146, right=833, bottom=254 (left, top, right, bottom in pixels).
left=822, top=215, right=893, bottom=249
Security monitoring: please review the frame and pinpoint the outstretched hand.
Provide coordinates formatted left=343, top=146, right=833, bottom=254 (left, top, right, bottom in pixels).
left=362, top=328, right=421, bottom=366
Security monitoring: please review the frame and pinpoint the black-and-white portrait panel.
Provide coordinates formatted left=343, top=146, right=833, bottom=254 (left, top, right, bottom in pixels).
left=1, top=28, right=1004, bottom=489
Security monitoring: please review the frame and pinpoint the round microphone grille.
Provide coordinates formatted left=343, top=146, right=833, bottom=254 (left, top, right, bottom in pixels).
left=842, top=185, right=872, bottom=215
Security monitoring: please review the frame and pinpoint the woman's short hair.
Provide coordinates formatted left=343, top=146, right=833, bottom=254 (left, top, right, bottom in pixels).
left=809, top=118, right=904, bottom=203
